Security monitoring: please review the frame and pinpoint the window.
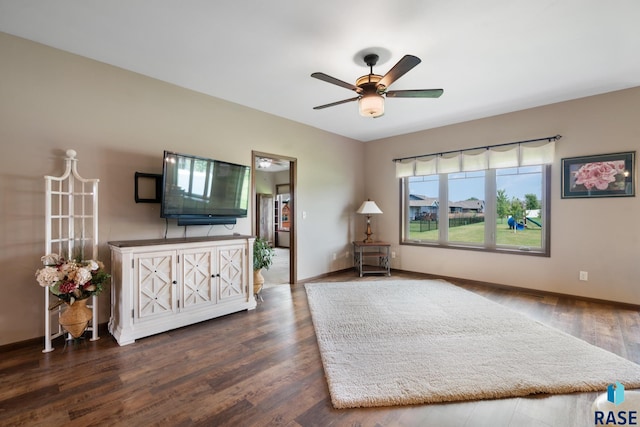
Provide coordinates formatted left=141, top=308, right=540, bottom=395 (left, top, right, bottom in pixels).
left=401, top=165, right=550, bottom=256
left=447, top=171, right=485, bottom=245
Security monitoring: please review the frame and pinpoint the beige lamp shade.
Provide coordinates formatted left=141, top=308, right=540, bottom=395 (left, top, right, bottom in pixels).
left=356, top=200, right=383, bottom=215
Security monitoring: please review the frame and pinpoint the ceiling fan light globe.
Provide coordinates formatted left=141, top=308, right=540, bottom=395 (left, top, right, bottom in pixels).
left=359, top=94, right=384, bottom=118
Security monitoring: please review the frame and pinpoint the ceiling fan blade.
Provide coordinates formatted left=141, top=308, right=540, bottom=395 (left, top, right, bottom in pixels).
left=378, top=55, right=421, bottom=89
left=313, top=96, right=360, bottom=110
left=385, top=89, right=444, bottom=98
left=311, top=72, right=362, bottom=93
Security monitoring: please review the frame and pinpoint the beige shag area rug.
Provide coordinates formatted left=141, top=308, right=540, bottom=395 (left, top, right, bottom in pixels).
left=304, top=280, right=640, bottom=409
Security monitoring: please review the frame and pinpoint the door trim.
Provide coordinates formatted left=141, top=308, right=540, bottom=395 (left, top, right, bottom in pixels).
left=251, top=151, right=297, bottom=284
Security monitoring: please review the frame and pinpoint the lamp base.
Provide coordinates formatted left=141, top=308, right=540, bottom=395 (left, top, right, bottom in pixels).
left=363, top=218, right=374, bottom=243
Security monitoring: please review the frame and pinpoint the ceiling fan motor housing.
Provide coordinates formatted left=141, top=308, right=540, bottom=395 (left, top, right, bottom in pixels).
left=356, top=74, right=384, bottom=94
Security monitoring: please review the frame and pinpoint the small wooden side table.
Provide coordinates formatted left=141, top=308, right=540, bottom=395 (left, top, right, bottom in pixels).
left=352, top=241, right=391, bottom=277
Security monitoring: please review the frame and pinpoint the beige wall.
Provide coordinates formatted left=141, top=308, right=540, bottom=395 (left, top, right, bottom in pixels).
left=365, top=87, right=640, bottom=305
left=255, top=169, right=276, bottom=195
left=0, top=33, right=364, bottom=346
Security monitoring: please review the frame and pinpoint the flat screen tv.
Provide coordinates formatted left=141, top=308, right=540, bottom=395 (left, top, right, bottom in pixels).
left=161, top=150, right=250, bottom=225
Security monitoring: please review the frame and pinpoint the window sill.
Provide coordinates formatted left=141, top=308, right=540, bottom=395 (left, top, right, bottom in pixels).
left=400, top=240, right=550, bottom=257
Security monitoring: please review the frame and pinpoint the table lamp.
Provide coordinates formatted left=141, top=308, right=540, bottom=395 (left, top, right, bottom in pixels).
left=356, top=199, right=383, bottom=243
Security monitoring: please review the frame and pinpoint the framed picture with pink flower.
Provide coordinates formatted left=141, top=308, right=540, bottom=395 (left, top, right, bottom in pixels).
left=561, top=151, right=635, bottom=198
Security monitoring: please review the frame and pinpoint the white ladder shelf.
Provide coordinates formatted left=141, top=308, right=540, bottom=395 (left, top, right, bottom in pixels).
left=43, top=149, right=100, bottom=353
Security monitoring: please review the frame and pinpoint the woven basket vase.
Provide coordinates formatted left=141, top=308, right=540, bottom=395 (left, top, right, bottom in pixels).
left=59, top=298, right=92, bottom=338
left=253, top=269, right=264, bottom=295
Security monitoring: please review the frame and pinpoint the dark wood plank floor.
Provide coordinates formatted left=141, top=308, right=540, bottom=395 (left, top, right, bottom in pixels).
left=2, top=271, right=639, bottom=426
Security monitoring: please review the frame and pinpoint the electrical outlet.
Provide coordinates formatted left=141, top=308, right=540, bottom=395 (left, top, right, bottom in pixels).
left=332, top=253, right=337, bottom=261
left=579, top=271, right=588, bottom=281
left=391, top=251, right=396, bottom=259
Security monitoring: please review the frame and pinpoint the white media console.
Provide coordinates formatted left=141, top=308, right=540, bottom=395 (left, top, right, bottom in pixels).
left=108, top=235, right=256, bottom=346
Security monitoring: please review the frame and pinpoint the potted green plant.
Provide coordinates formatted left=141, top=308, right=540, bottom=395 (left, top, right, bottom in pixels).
left=253, top=238, right=275, bottom=297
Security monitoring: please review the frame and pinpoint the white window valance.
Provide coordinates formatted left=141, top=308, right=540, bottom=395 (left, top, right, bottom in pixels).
left=395, top=159, right=415, bottom=178
left=394, top=136, right=559, bottom=178
left=488, top=145, right=519, bottom=169
left=438, top=152, right=462, bottom=174
left=520, top=140, right=556, bottom=166
left=414, top=155, right=437, bottom=176
left=461, top=149, right=488, bottom=172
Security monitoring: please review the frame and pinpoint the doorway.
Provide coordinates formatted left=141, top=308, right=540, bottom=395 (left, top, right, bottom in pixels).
left=252, top=151, right=297, bottom=285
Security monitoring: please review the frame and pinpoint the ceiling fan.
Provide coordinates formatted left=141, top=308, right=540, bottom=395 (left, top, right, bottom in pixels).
left=311, top=54, right=444, bottom=118
left=256, top=157, right=288, bottom=169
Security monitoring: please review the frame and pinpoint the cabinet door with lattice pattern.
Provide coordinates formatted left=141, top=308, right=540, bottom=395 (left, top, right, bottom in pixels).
left=180, top=248, right=215, bottom=309
left=134, top=250, right=177, bottom=321
left=218, top=244, right=247, bottom=301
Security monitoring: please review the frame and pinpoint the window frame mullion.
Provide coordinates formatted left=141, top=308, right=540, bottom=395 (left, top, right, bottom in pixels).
left=438, top=173, right=448, bottom=245
left=484, top=169, right=497, bottom=249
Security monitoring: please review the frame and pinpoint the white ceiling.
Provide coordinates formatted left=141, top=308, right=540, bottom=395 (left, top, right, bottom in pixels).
left=1, top=1, right=639, bottom=142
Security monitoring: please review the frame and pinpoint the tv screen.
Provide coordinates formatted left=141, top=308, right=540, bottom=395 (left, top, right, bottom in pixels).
left=161, top=151, right=250, bottom=220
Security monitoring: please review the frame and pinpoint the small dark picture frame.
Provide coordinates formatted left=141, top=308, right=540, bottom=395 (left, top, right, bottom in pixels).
left=561, top=151, right=635, bottom=199
left=134, top=172, right=162, bottom=203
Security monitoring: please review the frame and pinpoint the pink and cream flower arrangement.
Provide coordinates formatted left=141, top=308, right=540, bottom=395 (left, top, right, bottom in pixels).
left=35, top=253, right=110, bottom=304
left=573, top=160, right=627, bottom=191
